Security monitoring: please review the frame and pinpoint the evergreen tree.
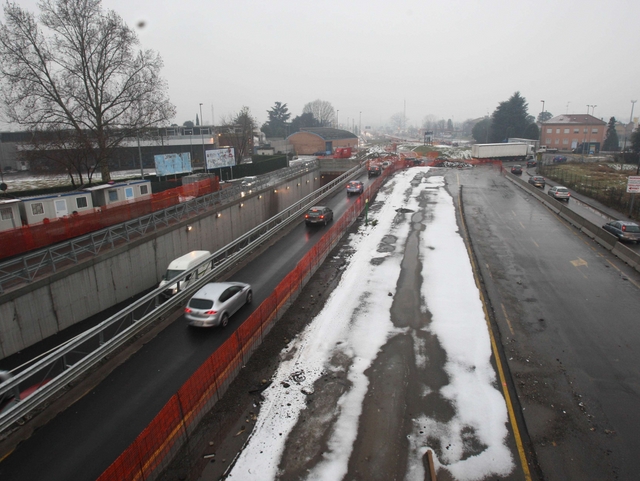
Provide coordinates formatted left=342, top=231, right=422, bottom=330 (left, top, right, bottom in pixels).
left=523, top=122, right=539, bottom=140
left=471, top=118, right=491, bottom=143
left=265, top=102, right=291, bottom=137
left=290, top=112, right=319, bottom=133
left=602, top=117, right=619, bottom=151
left=489, top=92, right=532, bottom=143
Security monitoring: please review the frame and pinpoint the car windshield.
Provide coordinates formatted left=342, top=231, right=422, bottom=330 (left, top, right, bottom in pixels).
left=188, top=298, right=214, bottom=309
left=557, top=188, right=568, bottom=192
left=165, top=269, right=184, bottom=281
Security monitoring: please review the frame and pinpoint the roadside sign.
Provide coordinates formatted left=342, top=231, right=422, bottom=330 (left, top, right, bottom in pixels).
left=627, top=176, right=640, bottom=193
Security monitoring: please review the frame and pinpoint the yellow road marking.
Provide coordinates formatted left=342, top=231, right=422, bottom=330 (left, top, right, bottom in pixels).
left=501, top=304, right=515, bottom=336
left=458, top=190, right=532, bottom=481
left=570, top=258, right=588, bottom=267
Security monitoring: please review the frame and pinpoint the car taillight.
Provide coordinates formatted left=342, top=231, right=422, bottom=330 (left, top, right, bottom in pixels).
left=205, top=310, right=217, bottom=315
left=305, top=214, right=309, bottom=219
left=319, top=215, right=324, bottom=219
left=622, top=225, right=627, bottom=231
left=184, top=307, right=192, bottom=313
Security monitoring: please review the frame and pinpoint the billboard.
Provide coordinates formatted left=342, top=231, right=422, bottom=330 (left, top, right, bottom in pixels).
left=153, top=153, right=192, bottom=176
left=206, top=148, right=236, bottom=169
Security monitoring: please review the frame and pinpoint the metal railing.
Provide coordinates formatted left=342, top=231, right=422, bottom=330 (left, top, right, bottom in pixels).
left=0, top=161, right=318, bottom=294
left=0, top=163, right=362, bottom=434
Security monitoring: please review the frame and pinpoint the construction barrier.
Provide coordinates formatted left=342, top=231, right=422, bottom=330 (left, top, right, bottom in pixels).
left=97, top=159, right=408, bottom=481
left=0, top=178, right=218, bottom=260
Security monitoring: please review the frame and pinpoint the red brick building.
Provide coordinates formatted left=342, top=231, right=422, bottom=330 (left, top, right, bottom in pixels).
left=540, top=114, right=606, bottom=153
left=287, top=128, right=358, bottom=155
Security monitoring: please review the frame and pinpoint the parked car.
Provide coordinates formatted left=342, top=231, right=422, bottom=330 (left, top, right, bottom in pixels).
left=346, top=180, right=364, bottom=195
left=526, top=159, right=537, bottom=167
left=184, top=282, right=252, bottom=327
left=602, top=221, right=640, bottom=243
left=368, top=165, right=381, bottom=177
left=547, top=186, right=570, bottom=201
left=305, top=206, right=333, bottom=226
left=553, top=155, right=567, bottom=163
left=510, top=165, right=523, bottom=175
left=528, top=175, right=546, bottom=188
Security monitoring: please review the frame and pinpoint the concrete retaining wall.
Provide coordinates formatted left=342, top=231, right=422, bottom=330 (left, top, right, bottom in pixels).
left=504, top=171, right=640, bottom=273
left=0, top=170, right=321, bottom=359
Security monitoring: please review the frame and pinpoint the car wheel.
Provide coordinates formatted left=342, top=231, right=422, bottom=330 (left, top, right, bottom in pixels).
left=220, top=313, right=229, bottom=328
left=246, top=290, right=253, bottom=304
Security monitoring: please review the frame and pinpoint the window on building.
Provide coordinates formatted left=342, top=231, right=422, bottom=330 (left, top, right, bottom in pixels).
left=546, top=128, right=552, bottom=134
left=140, top=185, right=149, bottom=195
left=1, top=207, right=13, bottom=220
left=564, top=128, right=569, bottom=134
left=563, top=139, right=569, bottom=145
left=76, top=197, right=88, bottom=208
left=124, top=187, right=134, bottom=199
left=556, top=128, right=560, bottom=134
left=584, top=128, right=588, bottom=133
left=31, top=202, right=44, bottom=215
left=108, top=190, right=118, bottom=202
left=592, top=128, right=598, bottom=134
left=555, top=139, right=560, bottom=144
left=184, top=129, right=193, bottom=135
left=574, top=128, right=579, bottom=133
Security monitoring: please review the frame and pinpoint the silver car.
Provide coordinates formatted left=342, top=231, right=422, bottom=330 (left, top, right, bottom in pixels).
left=547, top=186, right=571, bottom=202
left=184, top=282, right=252, bottom=327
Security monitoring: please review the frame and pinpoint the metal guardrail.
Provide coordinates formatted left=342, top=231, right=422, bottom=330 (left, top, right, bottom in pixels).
left=0, top=163, right=363, bottom=434
left=0, top=161, right=319, bottom=294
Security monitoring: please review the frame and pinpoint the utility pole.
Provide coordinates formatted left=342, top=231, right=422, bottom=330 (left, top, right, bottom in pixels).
left=622, top=100, right=637, bottom=153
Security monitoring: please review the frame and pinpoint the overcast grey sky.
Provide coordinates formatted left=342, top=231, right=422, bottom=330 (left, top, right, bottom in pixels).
left=5, top=0, right=640, bottom=129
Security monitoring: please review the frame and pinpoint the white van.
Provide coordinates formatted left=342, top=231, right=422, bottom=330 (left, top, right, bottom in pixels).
left=159, top=250, right=212, bottom=297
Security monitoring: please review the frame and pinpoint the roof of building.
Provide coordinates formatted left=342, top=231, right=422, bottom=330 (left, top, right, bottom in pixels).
left=543, top=114, right=606, bottom=125
left=289, top=128, right=358, bottom=140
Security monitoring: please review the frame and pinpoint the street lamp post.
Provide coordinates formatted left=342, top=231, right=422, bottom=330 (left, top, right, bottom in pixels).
left=200, top=103, right=206, bottom=173
left=336, top=110, right=339, bottom=129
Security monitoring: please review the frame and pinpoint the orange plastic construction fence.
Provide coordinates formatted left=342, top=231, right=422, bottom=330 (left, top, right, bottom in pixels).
left=97, top=162, right=401, bottom=481
left=0, top=177, right=219, bottom=260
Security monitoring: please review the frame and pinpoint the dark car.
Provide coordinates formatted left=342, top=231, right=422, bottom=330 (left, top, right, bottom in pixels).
left=305, top=206, right=333, bottom=226
left=547, top=185, right=570, bottom=201
left=528, top=175, right=545, bottom=188
left=602, top=221, right=640, bottom=243
left=526, top=159, right=537, bottom=167
left=368, top=165, right=381, bottom=177
left=510, top=165, right=523, bottom=175
left=553, top=155, right=567, bottom=163
left=346, top=180, right=364, bottom=195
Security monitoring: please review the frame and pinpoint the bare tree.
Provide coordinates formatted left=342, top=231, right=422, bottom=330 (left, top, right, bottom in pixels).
left=302, top=99, right=335, bottom=127
left=219, top=106, right=256, bottom=164
left=0, top=0, right=176, bottom=182
left=23, top=128, right=99, bottom=186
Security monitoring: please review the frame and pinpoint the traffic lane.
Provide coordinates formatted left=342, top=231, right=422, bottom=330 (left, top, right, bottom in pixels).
left=456, top=166, right=640, bottom=480
left=0, top=181, right=364, bottom=481
left=522, top=166, right=640, bottom=253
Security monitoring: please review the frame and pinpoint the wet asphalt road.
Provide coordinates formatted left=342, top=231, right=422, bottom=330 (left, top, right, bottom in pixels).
left=453, top=165, right=640, bottom=480
left=0, top=173, right=373, bottom=481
